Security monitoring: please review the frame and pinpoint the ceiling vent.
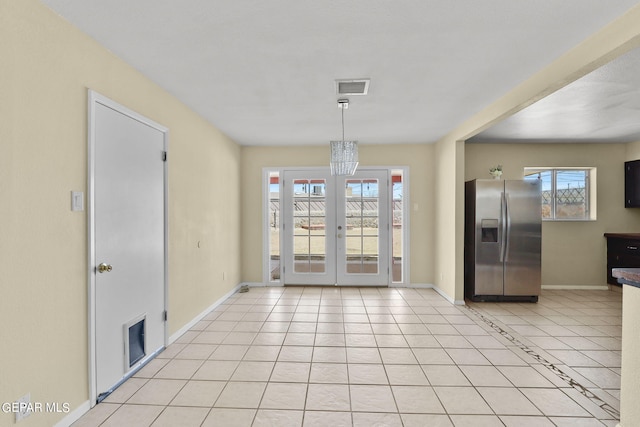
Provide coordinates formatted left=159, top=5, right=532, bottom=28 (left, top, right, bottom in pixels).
left=336, top=79, right=370, bottom=95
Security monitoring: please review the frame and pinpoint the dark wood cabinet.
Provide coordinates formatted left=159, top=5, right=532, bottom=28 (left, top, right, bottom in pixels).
left=625, top=160, right=640, bottom=207
left=605, top=233, right=640, bottom=285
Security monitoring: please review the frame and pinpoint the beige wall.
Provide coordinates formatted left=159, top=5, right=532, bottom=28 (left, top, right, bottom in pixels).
left=625, top=140, right=640, bottom=160
left=1, top=1, right=241, bottom=425
left=620, top=284, right=640, bottom=426
left=240, top=144, right=435, bottom=285
left=465, top=143, right=640, bottom=287
left=433, top=138, right=466, bottom=301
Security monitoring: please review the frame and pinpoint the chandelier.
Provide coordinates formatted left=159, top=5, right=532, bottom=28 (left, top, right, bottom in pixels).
left=330, top=99, right=358, bottom=176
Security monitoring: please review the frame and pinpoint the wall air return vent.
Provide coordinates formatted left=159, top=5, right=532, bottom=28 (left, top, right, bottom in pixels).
left=336, top=79, right=370, bottom=95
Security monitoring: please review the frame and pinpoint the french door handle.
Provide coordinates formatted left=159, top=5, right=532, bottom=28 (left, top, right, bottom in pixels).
left=97, top=263, right=113, bottom=273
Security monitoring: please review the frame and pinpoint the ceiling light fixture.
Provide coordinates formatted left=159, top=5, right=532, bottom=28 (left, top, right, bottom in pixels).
left=330, top=98, right=359, bottom=176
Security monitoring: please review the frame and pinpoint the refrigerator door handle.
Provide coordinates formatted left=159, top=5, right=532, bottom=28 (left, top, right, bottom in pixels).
left=505, top=192, right=511, bottom=262
left=500, top=192, right=507, bottom=262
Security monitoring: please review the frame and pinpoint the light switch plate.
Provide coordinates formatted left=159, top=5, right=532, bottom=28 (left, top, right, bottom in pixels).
left=71, top=191, right=84, bottom=211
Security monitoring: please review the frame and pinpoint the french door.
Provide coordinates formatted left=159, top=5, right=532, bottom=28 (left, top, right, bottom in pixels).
left=282, top=169, right=389, bottom=286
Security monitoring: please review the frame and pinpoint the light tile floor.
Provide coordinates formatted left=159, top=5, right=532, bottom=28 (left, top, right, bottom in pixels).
left=72, top=287, right=622, bottom=427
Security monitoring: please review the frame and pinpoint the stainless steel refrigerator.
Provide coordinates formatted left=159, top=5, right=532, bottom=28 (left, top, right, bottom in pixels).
left=465, top=179, right=542, bottom=302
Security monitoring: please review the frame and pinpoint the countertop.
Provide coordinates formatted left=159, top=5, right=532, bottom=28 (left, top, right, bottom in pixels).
left=612, top=268, right=640, bottom=288
left=604, top=233, right=640, bottom=239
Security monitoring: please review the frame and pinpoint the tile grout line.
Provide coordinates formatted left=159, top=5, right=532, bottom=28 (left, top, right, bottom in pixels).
left=464, top=304, right=620, bottom=420
left=253, top=288, right=297, bottom=424
left=84, top=288, right=618, bottom=425
left=400, top=290, right=459, bottom=424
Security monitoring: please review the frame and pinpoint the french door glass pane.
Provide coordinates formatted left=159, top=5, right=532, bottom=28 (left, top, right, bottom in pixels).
left=269, top=173, right=280, bottom=281
left=392, top=173, right=403, bottom=282
left=344, top=178, right=379, bottom=275
left=293, top=179, right=326, bottom=274
left=346, top=236, right=362, bottom=255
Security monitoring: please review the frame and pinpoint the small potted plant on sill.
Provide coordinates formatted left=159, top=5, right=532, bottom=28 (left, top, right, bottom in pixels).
left=489, top=165, right=503, bottom=179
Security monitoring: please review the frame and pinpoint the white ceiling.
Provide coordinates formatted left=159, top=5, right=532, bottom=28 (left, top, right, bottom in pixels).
left=470, top=46, right=640, bottom=143
left=41, top=0, right=640, bottom=146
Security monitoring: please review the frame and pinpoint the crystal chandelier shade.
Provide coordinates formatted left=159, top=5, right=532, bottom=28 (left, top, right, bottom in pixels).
left=330, top=140, right=358, bottom=176
left=329, top=99, right=359, bottom=176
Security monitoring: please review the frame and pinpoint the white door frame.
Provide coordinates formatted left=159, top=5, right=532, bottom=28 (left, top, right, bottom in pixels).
left=263, top=166, right=410, bottom=287
left=87, top=90, right=169, bottom=406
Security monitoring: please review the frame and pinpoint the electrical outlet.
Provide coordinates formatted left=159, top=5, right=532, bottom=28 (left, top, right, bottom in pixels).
left=222, top=272, right=226, bottom=281
left=15, top=393, right=31, bottom=422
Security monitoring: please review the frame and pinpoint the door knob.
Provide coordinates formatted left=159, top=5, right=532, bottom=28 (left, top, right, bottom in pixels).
left=97, top=263, right=113, bottom=273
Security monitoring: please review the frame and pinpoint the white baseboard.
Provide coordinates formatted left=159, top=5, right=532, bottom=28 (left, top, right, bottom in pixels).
left=242, top=281, right=463, bottom=307
left=53, top=400, right=91, bottom=427
left=431, top=285, right=466, bottom=305
left=392, top=282, right=432, bottom=289
left=542, top=285, right=609, bottom=291
left=241, top=282, right=272, bottom=288
left=394, top=283, right=465, bottom=306
left=168, top=283, right=243, bottom=344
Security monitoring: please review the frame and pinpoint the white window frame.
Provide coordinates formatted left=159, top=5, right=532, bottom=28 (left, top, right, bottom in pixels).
left=524, top=167, right=596, bottom=221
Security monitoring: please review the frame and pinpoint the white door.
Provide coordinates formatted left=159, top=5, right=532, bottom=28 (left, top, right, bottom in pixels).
left=282, top=169, right=389, bottom=286
left=282, top=170, right=337, bottom=285
left=90, top=92, right=167, bottom=402
left=337, top=170, right=389, bottom=286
